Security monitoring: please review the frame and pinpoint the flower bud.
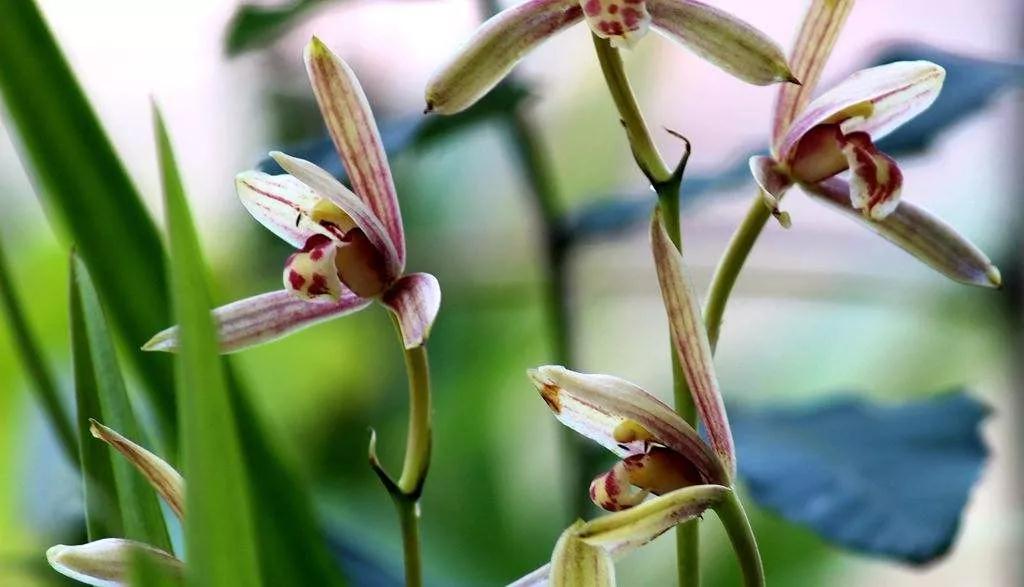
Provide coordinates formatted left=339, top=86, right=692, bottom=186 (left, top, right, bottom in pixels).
left=47, top=539, right=182, bottom=586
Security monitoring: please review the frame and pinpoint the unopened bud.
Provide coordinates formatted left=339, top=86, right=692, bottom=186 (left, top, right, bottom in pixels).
left=47, top=539, right=182, bottom=586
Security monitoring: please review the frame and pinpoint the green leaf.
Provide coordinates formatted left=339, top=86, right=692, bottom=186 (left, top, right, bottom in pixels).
left=225, top=0, right=326, bottom=56
left=0, top=234, right=77, bottom=463
left=69, top=255, right=172, bottom=551
left=132, top=547, right=185, bottom=587
left=0, top=0, right=177, bottom=447
left=155, top=107, right=262, bottom=587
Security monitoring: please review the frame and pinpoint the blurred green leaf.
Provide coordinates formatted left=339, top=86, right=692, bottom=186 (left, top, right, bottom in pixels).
left=132, top=547, right=185, bottom=587
left=0, top=235, right=77, bottom=462
left=225, top=0, right=327, bottom=55
left=155, top=108, right=262, bottom=587
left=69, top=255, right=173, bottom=551
left=0, top=0, right=177, bottom=446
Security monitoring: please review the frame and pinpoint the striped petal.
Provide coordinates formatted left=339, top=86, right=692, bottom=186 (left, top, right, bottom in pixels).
left=749, top=155, right=793, bottom=227
left=236, top=171, right=336, bottom=249
left=47, top=539, right=183, bottom=587
left=803, top=177, right=1002, bottom=288
left=778, top=61, right=946, bottom=163
left=651, top=212, right=734, bottom=477
left=381, top=272, right=442, bottom=349
left=589, top=461, right=649, bottom=512
left=648, top=0, right=795, bottom=85
left=527, top=365, right=727, bottom=484
left=143, top=289, right=372, bottom=354
left=582, top=0, right=651, bottom=49
left=842, top=132, right=903, bottom=219
left=425, top=0, right=583, bottom=114
left=305, top=38, right=406, bottom=266
left=90, top=421, right=185, bottom=520
left=771, top=0, right=854, bottom=148
left=272, top=151, right=402, bottom=281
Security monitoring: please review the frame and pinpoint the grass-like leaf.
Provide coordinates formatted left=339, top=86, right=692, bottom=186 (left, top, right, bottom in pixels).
left=225, top=0, right=326, bottom=55
left=132, top=546, right=185, bottom=587
left=69, top=255, right=173, bottom=551
left=0, top=235, right=77, bottom=463
left=0, top=0, right=177, bottom=445
left=155, top=107, right=262, bottom=587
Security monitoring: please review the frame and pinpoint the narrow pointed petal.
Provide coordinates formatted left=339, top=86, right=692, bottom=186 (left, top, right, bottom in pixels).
left=583, top=0, right=651, bottom=49
left=305, top=38, right=405, bottom=265
left=90, top=421, right=185, bottom=520
left=651, top=213, right=734, bottom=477
left=590, top=461, right=649, bottom=512
left=381, top=272, right=441, bottom=349
left=778, top=61, right=946, bottom=162
left=425, top=0, right=583, bottom=114
left=272, top=151, right=402, bottom=280
left=842, top=132, right=903, bottom=219
left=648, top=0, right=794, bottom=85
left=527, top=365, right=727, bottom=484
left=771, top=0, right=854, bottom=148
left=804, top=177, right=1002, bottom=288
left=47, top=539, right=183, bottom=587
left=749, top=155, right=793, bottom=227
left=551, top=521, right=615, bottom=587
left=236, top=170, right=342, bottom=249
left=143, top=289, right=372, bottom=354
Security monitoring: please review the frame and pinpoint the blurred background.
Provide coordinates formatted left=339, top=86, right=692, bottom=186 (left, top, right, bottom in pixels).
left=0, top=0, right=1021, bottom=585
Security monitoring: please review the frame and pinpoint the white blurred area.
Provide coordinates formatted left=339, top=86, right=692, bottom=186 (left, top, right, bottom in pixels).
left=0, top=1, right=1021, bottom=586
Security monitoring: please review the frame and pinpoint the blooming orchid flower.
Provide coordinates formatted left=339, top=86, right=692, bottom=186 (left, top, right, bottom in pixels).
left=425, top=0, right=796, bottom=114
left=48, top=421, right=185, bottom=586
left=750, top=0, right=1000, bottom=287
left=146, top=38, right=441, bottom=353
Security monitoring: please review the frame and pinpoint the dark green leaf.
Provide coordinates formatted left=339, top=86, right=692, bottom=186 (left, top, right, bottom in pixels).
left=0, top=0, right=176, bottom=446
left=69, top=255, right=172, bottom=551
left=732, top=391, right=989, bottom=564
left=0, top=234, right=77, bottom=462
left=225, top=0, right=327, bottom=56
left=132, top=547, right=185, bottom=587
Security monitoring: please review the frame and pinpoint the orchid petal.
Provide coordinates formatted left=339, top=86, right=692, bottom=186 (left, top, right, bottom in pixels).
left=803, top=177, right=1002, bottom=288
left=47, top=538, right=183, bottom=587
left=842, top=132, right=903, bottom=219
left=771, top=0, right=854, bottom=148
left=589, top=461, right=649, bottom=512
left=550, top=521, right=615, bottom=587
left=272, top=151, right=402, bottom=280
left=582, top=0, right=651, bottom=49
left=778, top=61, right=946, bottom=162
left=283, top=234, right=345, bottom=301
left=381, top=272, right=442, bottom=349
left=749, top=155, right=793, bottom=227
left=651, top=213, right=734, bottom=477
left=648, top=0, right=795, bottom=85
left=508, top=565, right=552, bottom=587
left=305, top=38, right=406, bottom=266
left=425, top=0, right=583, bottom=114
left=90, top=420, right=185, bottom=520
left=143, top=289, right=372, bottom=354
left=236, top=171, right=333, bottom=249
left=527, top=365, right=727, bottom=484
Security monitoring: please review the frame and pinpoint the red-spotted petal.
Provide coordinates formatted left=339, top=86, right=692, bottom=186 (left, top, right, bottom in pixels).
left=778, top=61, right=945, bottom=162
left=590, top=461, right=649, bottom=512
left=381, top=272, right=442, bottom=349
left=771, top=0, right=854, bottom=148
left=425, top=0, right=583, bottom=114
left=803, top=177, right=1002, bottom=288
left=582, top=0, right=651, bottom=49
left=648, top=0, right=794, bottom=85
left=842, top=132, right=903, bottom=219
left=284, top=234, right=345, bottom=301
left=305, top=38, right=405, bottom=267
left=527, top=365, right=727, bottom=484
left=651, top=212, right=734, bottom=478
left=143, top=290, right=372, bottom=354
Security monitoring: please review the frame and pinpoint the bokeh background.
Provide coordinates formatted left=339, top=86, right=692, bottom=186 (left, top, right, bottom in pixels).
left=1, top=1, right=1021, bottom=585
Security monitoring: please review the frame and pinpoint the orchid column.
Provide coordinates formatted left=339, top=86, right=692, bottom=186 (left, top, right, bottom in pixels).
left=146, top=38, right=441, bottom=587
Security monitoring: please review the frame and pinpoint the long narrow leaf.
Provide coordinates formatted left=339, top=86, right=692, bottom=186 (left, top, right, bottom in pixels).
left=70, top=255, right=173, bottom=551
left=155, top=107, right=262, bottom=587
left=0, top=235, right=77, bottom=462
left=0, top=0, right=177, bottom=447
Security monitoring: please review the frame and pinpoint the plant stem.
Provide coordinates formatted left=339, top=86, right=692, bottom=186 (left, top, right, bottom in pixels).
left=396, top=498, right=424, bottom=587
left=704, top=194, right=771, bottom=352
left=714, top=491, right=765, bottom=587
left=592, top=34, right=700, bottom=586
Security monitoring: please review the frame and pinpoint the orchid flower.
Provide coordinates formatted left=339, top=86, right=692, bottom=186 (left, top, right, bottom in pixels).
left=425, top=0, right=796, bottom=114
left=145, top=38, right=441, bottom=354
left=750, top=0, right=1000, bottom=287
left=48, top=422, right=185, bottom=586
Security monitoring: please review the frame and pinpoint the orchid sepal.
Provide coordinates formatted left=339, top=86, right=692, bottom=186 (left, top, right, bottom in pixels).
left=382, top=272, right=442, bottom=349
left=47, top=538, right=183, bottom=587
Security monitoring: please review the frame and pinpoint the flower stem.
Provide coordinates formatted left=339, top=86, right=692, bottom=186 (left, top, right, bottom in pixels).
left=592, top=34, right=700, bottom=586
left=396, top=498, right=424, bottom=587
left=714, top=490, right=765, bottom=587
left=704, top=193, right=771, bottom=352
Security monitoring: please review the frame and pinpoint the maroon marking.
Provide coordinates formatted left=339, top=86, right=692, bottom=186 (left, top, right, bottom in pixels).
left=288, top=271, right=306, bottom=291
left=584, top=0, right=601, bottom=16
left=622, top=7, right=641, bottom=28
left=310, top=247, right=324, bottom=261
left=308, top=274, right=330, bottom=297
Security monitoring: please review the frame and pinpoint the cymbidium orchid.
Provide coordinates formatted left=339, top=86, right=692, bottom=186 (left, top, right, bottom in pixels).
left=48, top=421, right=185, bottom=586
left=145, top=37, right=441, bottom=354
left=425, top=0, right=796, bottom=114
left=748, top=0, right=1000, bottom=288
